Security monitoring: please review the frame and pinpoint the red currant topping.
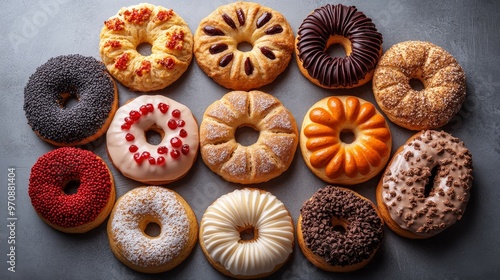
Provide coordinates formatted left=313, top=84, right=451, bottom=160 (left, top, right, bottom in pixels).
left=141, top=151, right=150, bottom=159
left=170, top=149, right=180, bottom=159
left=125, top=133, right=135, bottom=141
left=134, top=152, right=143, bottom=163
left=179, top=129, right=188, bottom=138
left=121, top=123, right=131, bottom=130
left=129, top=145, right=138, bottom=152
left=172, top=109, right=181, bottom=118
left=124, top=117, right=134, bottom=124
left=129, top=110, right=141, bottom=120
left=146, top=103, right=154, bottom=112
left=177, top=120, right=185, bottom=127
left=148, top=157, right=156, bottom=164
left=181, top=144, right=189, bottom=155
left=168, top=119, right=177, bottom=129
left=140, top=105, right=149, bottom=115
left=157, top=156, right=165, bottom=165
left=157, top=146, right=168, bottom=154
left=170, top=137, right=182, bottom=148
left=158, top=103, right=169, bottom=114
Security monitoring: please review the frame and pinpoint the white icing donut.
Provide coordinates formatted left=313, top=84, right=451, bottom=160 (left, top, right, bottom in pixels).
left=200, top=188, right=294, bottom=277
left=107, top=186, right=197, bottom=273
left=106, top=95, right=199, bottom=184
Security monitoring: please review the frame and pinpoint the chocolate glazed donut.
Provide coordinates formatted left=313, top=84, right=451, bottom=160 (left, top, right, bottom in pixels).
left=296, top=4, right=383, bottom=89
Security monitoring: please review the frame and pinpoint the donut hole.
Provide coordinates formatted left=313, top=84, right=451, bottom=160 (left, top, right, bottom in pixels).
left=424, top=165, right=440, bottom=197
left=140, top=216, right=162, bottom=238
left=63, top=179, right=80, bottom=195
left=331, top=216, right=349, bottom=235
left=235, top=125, right=260, bottom=146
left=237, top=41, right=253, bottom=53
left=137, top=42, right=153, bottom=56
left=326, top=35, right=352, bottom=58
left=238, top=226, right=258, bottom=242
left=145, top=124, right=165, bottom=145
left=339, top=129, right=356, bottom=144
left=58, top=92, right=79, bottom=109
left=409, top=78, right=425, bottom=91
left=326, top=43, right=347, bottom=58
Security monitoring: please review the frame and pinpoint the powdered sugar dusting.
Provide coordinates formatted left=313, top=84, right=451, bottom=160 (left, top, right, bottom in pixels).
left=109, top=187, right=189, bottom=267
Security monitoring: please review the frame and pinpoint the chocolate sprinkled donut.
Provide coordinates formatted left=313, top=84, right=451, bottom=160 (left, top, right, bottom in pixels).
left=298, top=186, right=383, bottom=272
left=24, top=54, right=117, bottom=146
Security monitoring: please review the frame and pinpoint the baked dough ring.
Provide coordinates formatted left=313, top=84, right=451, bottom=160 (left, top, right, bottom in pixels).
left=373, top=41, right=466, bottom=130
left=194, top=1, right=294, bottom=90
left=300, top=96, right=392, bottom=185
left=200, top=90, right=298, bottom=184
left=99, top=3, right=193, bottom=92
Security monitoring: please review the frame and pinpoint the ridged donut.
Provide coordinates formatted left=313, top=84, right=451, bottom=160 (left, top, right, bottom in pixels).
left=200, top=90, right=298, bottom=184
left=99, top=3, right=193, bottom=91
left=300, top=96, right=392, bottom=185
left=194, top=1, right=295, bottom=90
left=373, top=41, right=466, bottom=130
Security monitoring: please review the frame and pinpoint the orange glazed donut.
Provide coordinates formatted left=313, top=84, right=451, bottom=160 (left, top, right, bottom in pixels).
left=373, top=41, right=466, bottom=130
left=28, top=147, right=115, bottom=233
left=376, top=130, right=473, bottom=239
left=300, top=96, right=392, bottom=185
left=100, top=3, right=193, bottom=92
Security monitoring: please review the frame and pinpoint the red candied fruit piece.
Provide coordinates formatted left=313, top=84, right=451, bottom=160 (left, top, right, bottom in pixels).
left=166, top=30, right=185, bottom=50
left=157, top=156, right=166, bottom=165
left=124, top=117, right=134, bottom=124
left=114, top=53, right=129, bottom=70
left=133, top=152, right=143, bottom=163
left=179, top=129, right=187, bottom=138
left=177, top=120, right=185, bottom=127
left=181, top=144, right=189, bottom=155
left=104, top=40, right=122, bottom=48
left=123, top=7, right=152, bottom=24
left=148, top=157, right=156, bottom=164
left=145, top=103, right=154, bottom=112
left=121, top=123, right=131, bottom=130
left=135, top=60, right=151, bottom=77
left=140, top=105, right=150, bottom=115
left=172, top=109, right=181, bottom=118
left=171, top=137, right=182, bottom=148
left=158, top=103, right=169, bottom=114
left=156, top=9, right=174, bottom=21
left=125, top=133, right=135, bottom=141
left=129, top=110, right=141, bottom=120
left=129, top=145, right=138, bottom=153
left=105, top=18, right=124, bottom=31
left=168, top=119, right=177, bottom=129
left=141, top=151, right=150, bottom=160
left=170, top=149, right=180, bottom=159
left=157, top=146, right=168, bottom=154
left=156, top=57, right=175, bottom=70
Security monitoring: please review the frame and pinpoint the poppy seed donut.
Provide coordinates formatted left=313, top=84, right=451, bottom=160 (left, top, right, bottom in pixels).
left=23, top=54, right=118, bottom=146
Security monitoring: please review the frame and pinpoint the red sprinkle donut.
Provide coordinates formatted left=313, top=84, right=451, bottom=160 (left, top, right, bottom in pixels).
left=28, top=147, right=115, bottom=233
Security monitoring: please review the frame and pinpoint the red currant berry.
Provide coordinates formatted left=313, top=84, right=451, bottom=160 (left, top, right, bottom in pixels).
left=129, top=110, right=141, bottom=120
left=157, top=156, right=165, bottom=165
left=157, top=146, right=168, bottom=154
left=170, top=137, right=182, bottom=148
left=158, top=103, right=169, bottom=114
left=181, top=144, right=189, bottom=155
left=129, top=145, right=138, bottom=153
left=124, top=117, right=134, bottom=124
left=133, top=152, right=143, bottom=163
left=125, top=133, right=135, bottom=141
left=140, top=105, right=149, bottom=115
left=141, top=151, right=150, bottom=159
left=168, top=119, right=177, bottom=129
left=177, top=120, right=185, bottom=127
left=148, top=157, right=156, bottom=164
left=121, top=123, right=131, bottom=130
left=170, top=149, right=180, bottom=159
left=172, top=109, right=181, bottom=118
left=179, top=129, right=187, bottom=138
left=146, top=103, right=154, bottom=112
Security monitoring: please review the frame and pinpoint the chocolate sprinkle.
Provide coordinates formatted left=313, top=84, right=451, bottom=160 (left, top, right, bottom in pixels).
left=24, top=54, right=116, bottom=144
left=300, top=186, right=383, bottom=266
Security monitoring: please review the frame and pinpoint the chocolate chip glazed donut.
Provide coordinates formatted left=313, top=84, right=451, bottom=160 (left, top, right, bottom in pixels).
left=100, top=3, right=193, bottom=91
left=200, top=90, right=298, bottom=184
left=373, top=41, right=466, bottom=130
left=295, top=4, right=383, bottom=89
left=194, top=1, right=294, bottom=90
left=376, top=130, right=473, bottom=239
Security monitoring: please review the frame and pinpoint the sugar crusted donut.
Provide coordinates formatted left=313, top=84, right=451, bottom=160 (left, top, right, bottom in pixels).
left=200, top=90, right=298, bottom=184
left=107, top=186, right=198, bottom=273
left=295, top=4, right=383, bottom=89
left=199, top=188, right=294, bottom=279
left=24, top=54, right=118, bottom=146
left=106, top=95, right=199, bottom=185
left=194, top=1, right=294, bottom=90
left=28, top=147, right=115, bottom=233
left=100, top=3, right=193, bottom=91
left=376, top=130, right=473, bottom=239
left=298, top=186, right=384, bottom=272
left=300, top=96, right=392, bottom=185
left=373, top=41, right=466, bottom=130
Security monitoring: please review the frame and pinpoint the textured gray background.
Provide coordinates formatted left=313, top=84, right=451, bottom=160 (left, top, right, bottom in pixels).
left=1, top=0, right=499, bottom=279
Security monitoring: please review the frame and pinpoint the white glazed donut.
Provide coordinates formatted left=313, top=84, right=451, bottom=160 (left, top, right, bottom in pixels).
left=107, top=186, right=198, bottom=273
left=199, top=188, right=294, bottom=279
left=106, top=95, right=199, bottom=184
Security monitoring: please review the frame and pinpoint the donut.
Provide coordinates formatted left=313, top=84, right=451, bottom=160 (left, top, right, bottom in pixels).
left=99, top=3, right=193, bottom=92
left=376, top=130, right=473, bottom=239
left=300, top=96, right=392, bottom=185
left=106, top=95, right=199, bottom=185
left=107, top=186, right=197, bottom=273
left=28, top=147, right=115, bottom=233
left=194, top=2, right=295, bottom=90
left=297, top=186, right=384, bottom=272
left=199, top=188, right=294, bottom=279
left=373, top=41, right=467, bottom=130
left=200, top=90, right=298, bottom=184
left=23, top=54, right=118, bottom=146
left=295, top=4, right=383, bottom=89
